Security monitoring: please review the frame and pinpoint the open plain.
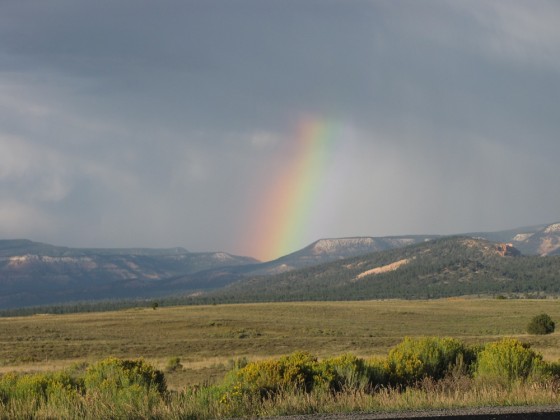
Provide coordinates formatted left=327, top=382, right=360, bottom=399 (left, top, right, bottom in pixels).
left=1, top=298, right=560, bottom=389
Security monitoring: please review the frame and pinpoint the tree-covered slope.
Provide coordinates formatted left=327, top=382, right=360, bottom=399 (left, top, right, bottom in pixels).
left=216, top=237, right=560, bottom=301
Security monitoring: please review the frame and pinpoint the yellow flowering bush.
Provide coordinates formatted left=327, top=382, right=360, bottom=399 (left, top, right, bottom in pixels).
left=475, top=338, right=545, bottom=385
left=0, top=371, right=82, bottom=408
left=84, top=357, right=166, bottom=396
left=224, top=351, right=319, bottom=398
left=82, top=358, right=167, bottom=414
left=385, top=337, right=470, bottom=385
left=222, top=351, right=389, bottom=405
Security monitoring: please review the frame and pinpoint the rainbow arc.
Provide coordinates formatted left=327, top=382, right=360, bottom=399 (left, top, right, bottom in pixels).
left=247, top=117, right=338, bottom=261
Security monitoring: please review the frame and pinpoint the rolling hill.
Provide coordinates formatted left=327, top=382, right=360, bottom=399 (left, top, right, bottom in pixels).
left=0, top=240, right=257, bottom=308
left=240, top=235, right=439, bottom=275
left=214, top=236, right=560, bottom=302
left=1, top=221, right=559, bottom=309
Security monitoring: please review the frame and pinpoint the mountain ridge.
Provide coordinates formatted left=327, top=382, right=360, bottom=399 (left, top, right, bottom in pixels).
left=215, top=236, right=559, bottom=302
left=0, top=220, right=559, bottom=309
left=0, top=240, right=257, bottom=308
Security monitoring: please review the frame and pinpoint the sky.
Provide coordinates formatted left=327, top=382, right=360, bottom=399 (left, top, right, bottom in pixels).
left=1, top=0, right=559, bottom=261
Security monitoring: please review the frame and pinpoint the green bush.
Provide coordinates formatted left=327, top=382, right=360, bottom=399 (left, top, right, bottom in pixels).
left=222, top=351, right=389, bottom=404
left=84, top=357, right=166, bottom=395
left=0, top=371, right=82, bottom=408
left=224, top=351, right=320, bottom=398
left=166, top=356, right=183, bottom=372
left=475, top=338, right=545, bottom=385
left=223, top=338, right=474, bottom=398
left=365, top=357, right=389, bottom=387
left=227, top=356, right=249, bottom=370
left=316, top=354, right=370, bottom=391
left=545, top=360, right=560, bottom=378
left=385, top=337, right=472, bottom=385
left=0, top=360, right=167, bottom=418
left=83, top=358, right=167, bottom=415
left=527, top=313, right=555, bottom=335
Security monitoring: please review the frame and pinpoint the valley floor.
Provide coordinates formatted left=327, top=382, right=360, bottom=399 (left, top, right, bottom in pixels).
left=1, top=298, right=560, bottom=389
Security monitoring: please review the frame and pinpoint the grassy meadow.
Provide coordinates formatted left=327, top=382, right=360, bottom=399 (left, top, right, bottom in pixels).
left=2, top=298, right=560, bottom=390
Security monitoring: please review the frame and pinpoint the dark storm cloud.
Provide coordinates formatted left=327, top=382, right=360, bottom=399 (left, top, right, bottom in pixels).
left=1, top=1, right=384, bottom=129
left=1, top=0, right=559, bottom=256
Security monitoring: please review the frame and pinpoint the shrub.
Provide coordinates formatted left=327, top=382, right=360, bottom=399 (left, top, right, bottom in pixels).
left=365, top=357, right=389, bottom=388
left=84, top=358, right=167, bottom=415
left=545, top=360, right=560, bottom=378
left=227, top=356, right=249, bottom=370
left=0, top=372, right=48, bottom=407
left=527, top=313, right=555, bottom=335
left=385, top=337, right=471, bottom=386
left=0, top=360, right=167, bottom=418
left=224, top=351, right=319, bottom=398
left=316, top=354, right=370, bottom=391
left=166, top=357, right=183, bottom=372
left=475, top=338, right=545, bottom=385
left=85, top=357, right=166, bottom=396
left=0, top=371, right=82, bottom=408
left=223, top=351, right=389, bottom=403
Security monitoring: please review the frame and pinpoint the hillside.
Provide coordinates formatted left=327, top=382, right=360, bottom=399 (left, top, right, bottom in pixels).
left=246, top=235, right=438, bottom=274
left=1, top=221, right=559, bottom=309
left=0, top=240, right=257, bottom=308
left=215, top=236, right=560, bottom=301
left=189, top=235, right=439, bottom=282
left=2, top=237, right=440, bottom=309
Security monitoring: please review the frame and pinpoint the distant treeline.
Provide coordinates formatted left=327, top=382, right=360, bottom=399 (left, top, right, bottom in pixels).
left=0, top=295, right=247, bottom=317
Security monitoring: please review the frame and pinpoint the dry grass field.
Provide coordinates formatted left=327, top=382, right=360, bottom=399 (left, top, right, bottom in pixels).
left=1, top=298, right=560, bottom=389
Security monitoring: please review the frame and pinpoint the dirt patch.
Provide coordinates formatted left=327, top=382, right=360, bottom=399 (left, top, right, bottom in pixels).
left=538, top=237, right=560, bottom=256
left=355, top=258, right=410, bottom=280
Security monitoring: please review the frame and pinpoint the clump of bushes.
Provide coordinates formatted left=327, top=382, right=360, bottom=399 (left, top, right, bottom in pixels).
left=475, top=338, right=545, bottom=385
left=384, top=337, right=474, bottom=385
left=0, top=371, right=82, bottom=410
left=223, top=351, right=320, bottom=398
left=318, top=353, right=372, bottom=391
left=220, top=350, right=382, bottom=408
left=220, top=335, right=560, bottom=404
left=2, top=337, right=560, bottom=418
left=0, top=358, right=166, bottom=417
left=84, top=357, right=166, bottom=396
left=527, top=313, right=555, bottom=335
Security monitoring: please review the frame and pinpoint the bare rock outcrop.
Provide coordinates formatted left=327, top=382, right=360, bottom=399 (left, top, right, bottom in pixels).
left=496, top=243, right=521, bottom=257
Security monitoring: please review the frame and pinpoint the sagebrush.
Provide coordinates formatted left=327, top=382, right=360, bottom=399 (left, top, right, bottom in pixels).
left=1, top=337, right=560, bottom=419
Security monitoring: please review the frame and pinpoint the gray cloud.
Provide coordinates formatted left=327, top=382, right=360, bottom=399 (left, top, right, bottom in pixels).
left=0, top=0, right=559, bottom=259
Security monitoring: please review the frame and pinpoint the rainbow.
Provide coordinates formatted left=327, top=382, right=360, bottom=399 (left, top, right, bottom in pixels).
left=247, top=117, right=338, bottom=261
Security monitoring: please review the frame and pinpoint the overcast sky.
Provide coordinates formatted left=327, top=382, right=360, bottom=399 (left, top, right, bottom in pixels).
left=1, top=0, right=559, bottom=260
